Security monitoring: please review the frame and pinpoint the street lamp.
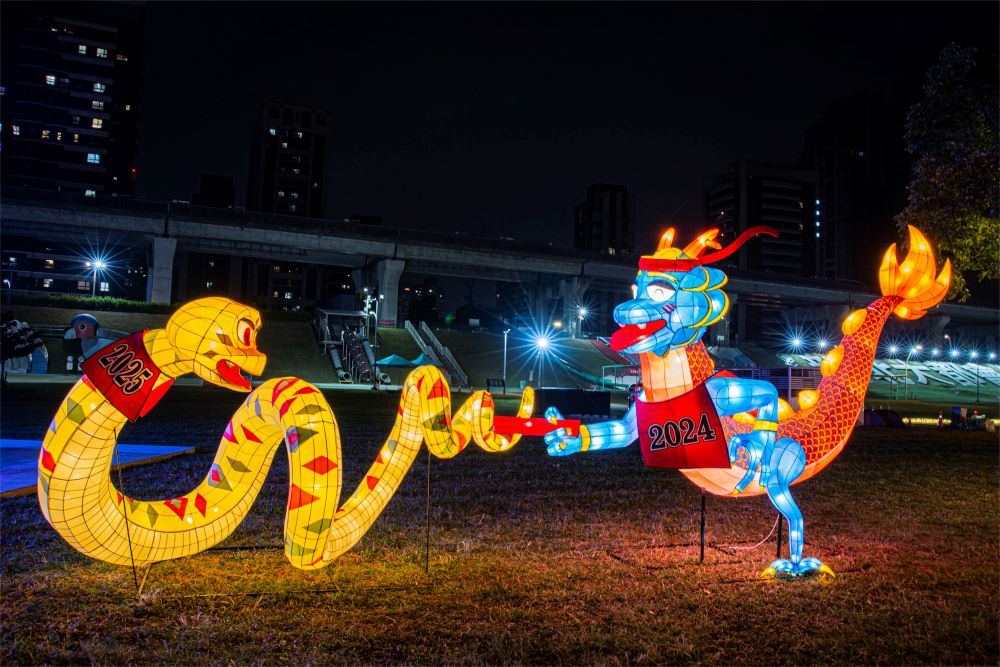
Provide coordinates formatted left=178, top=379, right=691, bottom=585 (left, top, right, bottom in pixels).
left=86, top=259, right=106, bottom=297
left=904, top=344, right=922, bottom=400
left=502, top=328, right=510, bottom=385
left=970, top=350, right=980, bottom=403
left=535, top=334, right=550, bottom=388
left=576, top=306, right=588, bottom=339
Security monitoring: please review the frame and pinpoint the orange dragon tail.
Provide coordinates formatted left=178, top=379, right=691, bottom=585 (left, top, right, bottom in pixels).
left=787, top=226, right=951, bottom=475
left=692, top=227, right=950, bottom=496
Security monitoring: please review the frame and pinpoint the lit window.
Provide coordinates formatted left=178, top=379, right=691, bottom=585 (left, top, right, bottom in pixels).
left=284, top=292, right=293, bottom=300
left=281, top=142, right=288, bottom=149
left=816, top=232, right=820, bottom=238
left=72, top=115, right=81, bottom=125
left=116, top=54, right=128, bottom=62
left=815, top=221, right=820, bottom=227
left=124, top=104, right=131, bottom=111
left=92, top=100, right=104, bottom=110
left=93, top=82, right=106, bottom=93
left=12, top=125, right=20, bottom=136
left=206, top=281, right=214, bottom=289
left=41, top=129, right=51, bottom=140
left=91, top=118, right=103, bottom=129
left=56, top=131, right=62, bottom=141
left=99, top=281, right=109, bottom=292
left=87, top=153, right=100, bottom=164
left=289, top=204, right=296, bottom=212
left=296, top=131, right=303, bottom=138
left=290, top=192, right=298, bottom=200
left=43, top=279, right=53, bottom=288
left=72, top=133, right=79, bottom=143
left=85, top=189, right=96, bottom=197
left=291, top=168, right=300, bottom=175
left=45, top=74, right=56, bottom=85
left=277, top=190, right=285, bottom=198
left=78, top=280, right=89, bottom=290
left=207, top=260, right=215, bottom=268
left=45, top=259, right=55, bottom=269
left=78, top=44, right=87, bottom=54
left=96, top=48, right=108, bottom=58
left=272, top=291, right=279, bottom=298
left=268, top=128, right=276, bottom=136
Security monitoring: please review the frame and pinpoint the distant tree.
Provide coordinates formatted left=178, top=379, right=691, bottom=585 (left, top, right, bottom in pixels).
left=1, top=312, right=44, bottom=385
left=896, top=43, right=999, bottom=301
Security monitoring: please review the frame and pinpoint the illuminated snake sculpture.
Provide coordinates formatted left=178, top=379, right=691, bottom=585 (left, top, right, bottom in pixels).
left=544, top=226, right=950, bottom=577
left=38, top=297, right=534, bottom=570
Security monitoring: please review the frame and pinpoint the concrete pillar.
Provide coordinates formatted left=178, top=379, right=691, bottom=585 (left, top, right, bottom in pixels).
left=559, top=276, right=591, bottom=337
left=354, top=259, right=405, bottom=326
left=146, top=236, right=177, bottom=304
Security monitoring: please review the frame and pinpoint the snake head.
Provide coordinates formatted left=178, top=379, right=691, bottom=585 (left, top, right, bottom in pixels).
left=165, top=297, right=267, bottom=392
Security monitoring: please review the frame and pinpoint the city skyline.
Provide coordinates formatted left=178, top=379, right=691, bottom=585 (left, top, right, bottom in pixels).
left=136, top=2, right=998, bottom=250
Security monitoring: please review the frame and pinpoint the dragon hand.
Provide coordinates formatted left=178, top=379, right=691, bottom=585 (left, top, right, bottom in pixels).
left=543, top=407, right=585, bottom=456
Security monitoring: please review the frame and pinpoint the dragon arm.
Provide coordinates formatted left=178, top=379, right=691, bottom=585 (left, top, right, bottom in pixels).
left=543, top=401, right=638, bottom=456
left=706, top=376, right=781, bottom=489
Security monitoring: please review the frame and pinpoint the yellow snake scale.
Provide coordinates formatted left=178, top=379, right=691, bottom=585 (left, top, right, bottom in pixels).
left=38, top=298, right=534, bottom=570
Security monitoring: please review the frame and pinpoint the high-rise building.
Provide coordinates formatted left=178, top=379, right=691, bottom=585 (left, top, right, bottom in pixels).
left=802, top=92, right=911, bottom=287
left=0, top=2, right=145, bottom=197
left=704, top=160, right=818, bottom=277
left=573, top=183, right=635, bottom=258
left=246, top=103, right=328, bottom=217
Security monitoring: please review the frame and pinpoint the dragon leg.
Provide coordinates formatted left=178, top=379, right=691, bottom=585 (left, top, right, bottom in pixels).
left=761, top=437, right=833, bottom=578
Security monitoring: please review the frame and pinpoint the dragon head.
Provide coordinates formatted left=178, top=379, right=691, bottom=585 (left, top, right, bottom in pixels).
left=164, top=297, right=267, bottom=392
left=610, top=226, right=777, bottom=355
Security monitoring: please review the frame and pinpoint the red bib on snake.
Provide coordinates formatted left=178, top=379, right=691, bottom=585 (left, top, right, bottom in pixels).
left=80, top=331, right=174, bottom=421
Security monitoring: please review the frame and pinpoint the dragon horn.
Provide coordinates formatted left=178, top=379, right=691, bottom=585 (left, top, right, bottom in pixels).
left=656, top=228, right=676, bottom=252
left=683, top=229, right=723, bottom=258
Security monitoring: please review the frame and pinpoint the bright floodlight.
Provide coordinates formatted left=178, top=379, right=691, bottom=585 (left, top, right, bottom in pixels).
left=578, top=306, right=588, bottom=318
left=93, top=259, right=107, bottom=270
left=909, top=346, right=920, bottom=355
left=791, top=337, right=802, bottom=348
left=888, top=345, right=898, bottom=355
left=950, top=349, right=959, bottom=358
left=535, top=335, right=550, bottom=351
left=931, top=348, right=939, bottom=357
left=817, top=339, right=829, bottom=351
left=990, top=352, right=996, bottom=360
left=970, top=351, right=978, bottom=360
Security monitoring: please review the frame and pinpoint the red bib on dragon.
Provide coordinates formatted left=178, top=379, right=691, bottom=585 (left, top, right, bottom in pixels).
left=635, top=382, right=731, bottom=469
left=80, top=331, right=174, bottom=422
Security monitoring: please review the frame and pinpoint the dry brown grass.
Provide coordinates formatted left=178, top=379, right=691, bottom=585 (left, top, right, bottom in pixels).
left=2, top=385, right=997, bottom=665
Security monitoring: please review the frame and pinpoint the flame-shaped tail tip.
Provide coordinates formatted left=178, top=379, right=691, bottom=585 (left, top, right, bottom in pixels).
left=878, top=226, right=952, bottom=320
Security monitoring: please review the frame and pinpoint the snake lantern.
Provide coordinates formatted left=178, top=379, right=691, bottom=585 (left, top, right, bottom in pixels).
left=543, top=226, right=950, bottom=577
left=39, top=297, right=537, bottom=570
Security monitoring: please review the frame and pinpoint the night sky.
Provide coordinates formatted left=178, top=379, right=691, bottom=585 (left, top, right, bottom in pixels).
left=136, top=2, right=998, bottom=250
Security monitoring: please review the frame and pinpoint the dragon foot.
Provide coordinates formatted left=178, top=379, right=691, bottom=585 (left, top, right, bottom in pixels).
left=760, top=557, right=835, bottom=579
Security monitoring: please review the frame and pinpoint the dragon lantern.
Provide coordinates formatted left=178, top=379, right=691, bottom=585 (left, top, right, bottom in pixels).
left=544, top=225, right=950, bottom=577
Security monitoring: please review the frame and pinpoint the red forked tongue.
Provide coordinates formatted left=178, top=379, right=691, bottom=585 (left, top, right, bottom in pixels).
left=216, top=359, right=251, bottom=389
left=609, top=320, right=667, bottom=351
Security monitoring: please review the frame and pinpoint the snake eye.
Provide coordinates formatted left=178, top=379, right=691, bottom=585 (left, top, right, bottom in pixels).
left=237, top=319, right=254, bottom=346
left=645, top=282, right=675, bottom=303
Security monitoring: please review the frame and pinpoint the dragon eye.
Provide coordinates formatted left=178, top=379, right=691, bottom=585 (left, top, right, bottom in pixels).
left=237, top=319, right=254, bottom=346
left=645, top=283, right=675, bottom=302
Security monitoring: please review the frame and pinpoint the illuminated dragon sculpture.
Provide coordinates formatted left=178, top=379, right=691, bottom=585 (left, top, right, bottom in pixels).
left=38, top=297, right=534, bottom=570
left=544, top=225, right=950, bottom=577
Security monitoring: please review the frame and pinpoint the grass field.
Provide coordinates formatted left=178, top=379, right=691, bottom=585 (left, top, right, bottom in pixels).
left=2, top=383, right=998, bottom=665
